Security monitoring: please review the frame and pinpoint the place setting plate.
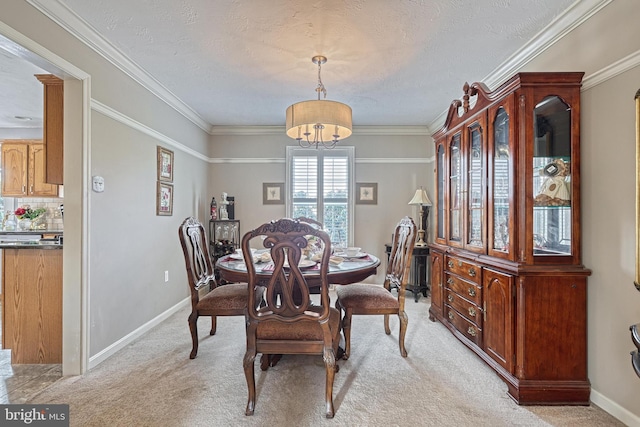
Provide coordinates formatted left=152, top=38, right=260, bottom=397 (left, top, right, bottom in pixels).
left=283, top=259, right=317, bottom=269
left=334, top=251, right=367, bottom=259
left=229, top=249, right=256, bottom=260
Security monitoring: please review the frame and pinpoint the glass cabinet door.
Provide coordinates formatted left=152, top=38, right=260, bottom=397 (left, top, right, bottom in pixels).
left=449, top=134, right=462, bottom=244
left=492, top=107, right=510, bottom=253
left=467, top=121, right=484, bottom=249
left=436, top=143, right=445, bottom=241
left=532, top=95, right=572, bottom=256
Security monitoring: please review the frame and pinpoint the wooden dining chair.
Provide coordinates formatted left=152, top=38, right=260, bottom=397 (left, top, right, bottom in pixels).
left=335, top=216, right=417, bottom=359
left=241, top=218, right=341, bottom=418
left=294, top=216, right=323, bottom=228
left=178, top=216, right=248, bottom=359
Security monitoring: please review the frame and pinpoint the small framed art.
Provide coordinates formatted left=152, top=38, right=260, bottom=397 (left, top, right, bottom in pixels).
left=263, top=183, right=284, bottom=205
left=157, top=146, right=174, bottom=182
left=356, top=183, right=378, bottom=205
left=157, top=181, right=174, bottom=216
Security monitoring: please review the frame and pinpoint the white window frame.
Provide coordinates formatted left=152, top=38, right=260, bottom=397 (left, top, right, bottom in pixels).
left=285, top=146, right=355, bottom=247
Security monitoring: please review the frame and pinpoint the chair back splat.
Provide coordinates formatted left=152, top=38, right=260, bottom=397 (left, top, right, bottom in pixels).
left=178, top=217, right=248, bottom=359
left=241, top=218, right=340, bottom=418
left=387, top=216, right=418, bottom=303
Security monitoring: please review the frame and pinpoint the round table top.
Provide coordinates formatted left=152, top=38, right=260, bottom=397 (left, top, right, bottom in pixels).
left=216, top=251, right=381, bottom=286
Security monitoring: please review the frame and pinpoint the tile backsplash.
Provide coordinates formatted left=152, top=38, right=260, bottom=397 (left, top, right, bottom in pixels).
left=11, top=197, right=64, bottom=230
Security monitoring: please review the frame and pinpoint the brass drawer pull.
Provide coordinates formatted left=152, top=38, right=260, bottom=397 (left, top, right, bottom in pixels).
left=447, top=278, right=454, bottom=285
left=448, top=312, right=454, bottom=320
left=469, top=268, right=476, bottom=277
left=447, top=260, right=454, bottom=268
left=447, top=295, right=454, bottom=303
left=468, top=287, right=476, bottom=297
left=468, top=307, right=476, bottom=317
left=468, top=326, right=477, bottom=337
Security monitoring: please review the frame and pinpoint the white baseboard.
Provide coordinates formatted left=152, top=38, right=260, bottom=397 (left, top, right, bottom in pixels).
left=591, top=388, right=640, bottom=426
left=88, top=298, right=190, bottom=369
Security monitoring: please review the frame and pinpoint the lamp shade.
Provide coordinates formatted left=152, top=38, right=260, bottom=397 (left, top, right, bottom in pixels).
left=286, top=99, right=353, bottom=142
left=408, top=188, right=432, bottom=206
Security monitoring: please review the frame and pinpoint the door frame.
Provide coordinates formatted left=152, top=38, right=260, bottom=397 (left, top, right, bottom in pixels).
left=0, top=21, right=91, bottom=375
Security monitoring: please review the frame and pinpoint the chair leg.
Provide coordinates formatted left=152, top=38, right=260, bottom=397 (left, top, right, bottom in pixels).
left=398, top=310, right=408, bottom=357
left=384, top=313, right=391, bottom=335
left=341, top=308, right=352, bottom=360
left=210, top=316, right=217, bottom=335
left=243, top=349, right=257, bottom=416
left=188, top=313, right=198, bottom=359
left=323, top=347, right=336, bottom=418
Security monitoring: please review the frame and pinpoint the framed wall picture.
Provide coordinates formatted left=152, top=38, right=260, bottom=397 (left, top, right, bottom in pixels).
left=157, top=146, right=174, bottom=182
left=356, top=183, right=378, bottom=205
left=263, top=183, right=284, bottom=205
left=157, top=181, right=174, bottom=216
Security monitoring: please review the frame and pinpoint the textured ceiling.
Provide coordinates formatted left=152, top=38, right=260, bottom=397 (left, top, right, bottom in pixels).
left=1, top=0, right=579, bottom=130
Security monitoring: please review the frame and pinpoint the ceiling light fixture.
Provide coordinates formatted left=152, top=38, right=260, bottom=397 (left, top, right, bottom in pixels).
left=285, top=56, right=352, bottom=149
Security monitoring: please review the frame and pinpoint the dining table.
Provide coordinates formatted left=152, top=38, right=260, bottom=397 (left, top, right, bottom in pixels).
left=215, top=249, right=381, bottom=289
left=216, top=249, right=381, bottom=366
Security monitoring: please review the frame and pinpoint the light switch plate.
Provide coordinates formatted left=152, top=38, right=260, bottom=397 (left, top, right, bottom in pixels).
left=92, top=176, right=105, bottom=192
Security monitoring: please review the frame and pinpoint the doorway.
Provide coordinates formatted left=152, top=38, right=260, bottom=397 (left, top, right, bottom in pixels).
left=0, top=24, right=89, bottom=375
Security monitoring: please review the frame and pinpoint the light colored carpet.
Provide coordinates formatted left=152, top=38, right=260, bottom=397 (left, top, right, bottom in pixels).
left=29, top=292, right=622, bottom=426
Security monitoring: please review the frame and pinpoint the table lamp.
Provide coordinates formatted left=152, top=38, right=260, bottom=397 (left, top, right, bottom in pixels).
left=408, top=188, right=432, bottom=247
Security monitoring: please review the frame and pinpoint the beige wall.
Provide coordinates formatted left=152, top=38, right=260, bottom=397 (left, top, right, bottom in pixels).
left=210, top=132, right=432, bottom=283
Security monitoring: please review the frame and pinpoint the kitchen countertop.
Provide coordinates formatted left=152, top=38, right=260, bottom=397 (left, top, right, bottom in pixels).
left=0, top=241, right=62, bottom=249
left=0, top=230, right=63, bottom=235
left=0, top=230, right=63, bottom=249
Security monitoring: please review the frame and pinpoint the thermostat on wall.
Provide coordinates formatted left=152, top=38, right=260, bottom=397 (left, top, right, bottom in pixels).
left=92, top=176, right=105, bottom=192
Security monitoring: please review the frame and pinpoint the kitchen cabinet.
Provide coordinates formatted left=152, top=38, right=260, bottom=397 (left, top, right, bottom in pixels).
left=2, top=247, right=62, bottom=363
left=1, top=140, right=59, bottom=197
left=429, top=73, right=591, bottom=405
left=35, top=74, right=64, bottom=185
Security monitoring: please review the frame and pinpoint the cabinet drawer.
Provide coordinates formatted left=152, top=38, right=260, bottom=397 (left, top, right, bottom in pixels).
left=445, top=255, right=481, bottom=284
left=446, top=305, right=482, bottom=347
left=445, top=289, right=483, bottom=327
left=445, top=273, right=482, bottom=305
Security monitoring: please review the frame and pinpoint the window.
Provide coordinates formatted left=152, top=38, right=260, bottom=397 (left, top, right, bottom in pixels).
left=286, top=146, right=354, bottom=248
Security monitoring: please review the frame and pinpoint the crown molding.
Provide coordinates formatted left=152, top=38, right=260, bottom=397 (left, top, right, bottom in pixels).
left=482, top=0, right=612, bottom=90
left=582, top=48, right=640, bottom=91
left=27, top=0, right=211, bottom=133
left=91, top=99, right=209, bottom=162
left=427, top=0, right=613, bottom=134
left=210, top=157, right=432, bottom=164
left=209, top=125, right=429, bottom=136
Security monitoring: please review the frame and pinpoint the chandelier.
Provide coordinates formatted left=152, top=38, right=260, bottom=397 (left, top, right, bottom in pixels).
left=285, top=56, right=352, bottom=149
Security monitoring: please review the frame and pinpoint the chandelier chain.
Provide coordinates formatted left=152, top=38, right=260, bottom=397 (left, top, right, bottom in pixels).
left=316, top=60, right=327, bottom=101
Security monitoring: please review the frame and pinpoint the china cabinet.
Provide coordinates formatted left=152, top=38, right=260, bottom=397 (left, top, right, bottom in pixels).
left=429, top=72, right=591, bottom=405
left=1, top=140, right=59, bottom=197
